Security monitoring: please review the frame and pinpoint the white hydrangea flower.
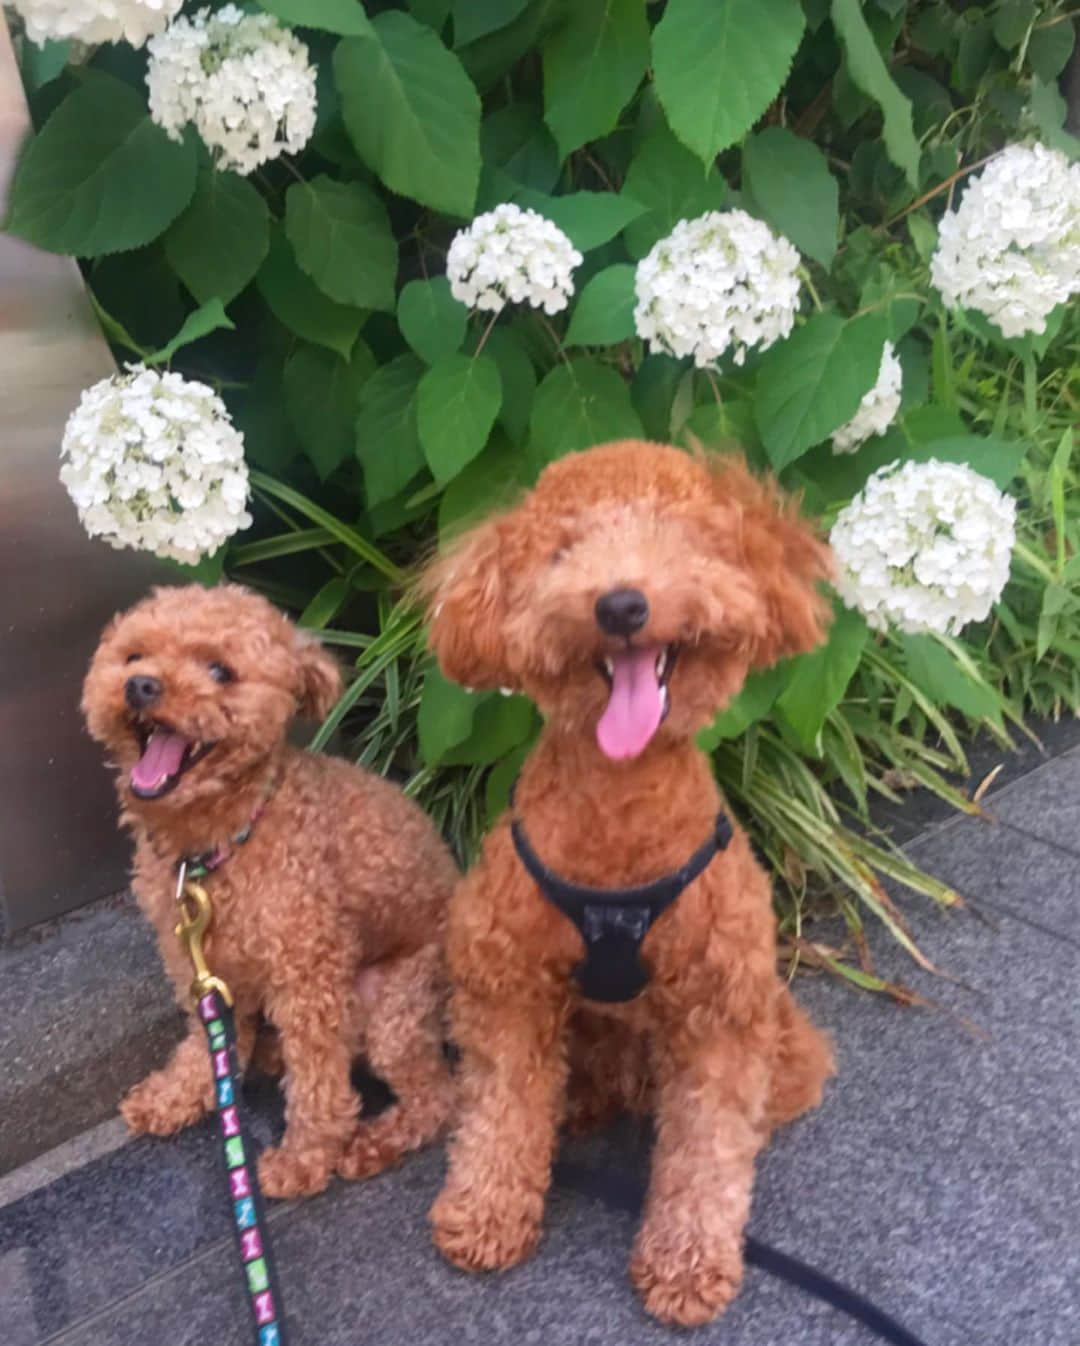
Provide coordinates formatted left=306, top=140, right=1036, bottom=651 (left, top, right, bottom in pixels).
left=446, top=204, right=583, bottom=315
left=10, top=0, right=181, bottom=46
left=147, top=6, right=317, bottom=177
left=60, top=365, right=252, bottom=564
left=831, top=341, right=903, bottom=453
left=930, top=143, right=1080, bottom=338
left=633, top=210, right=801, bottom=368
left=830, top=459, right=1016, bottom=636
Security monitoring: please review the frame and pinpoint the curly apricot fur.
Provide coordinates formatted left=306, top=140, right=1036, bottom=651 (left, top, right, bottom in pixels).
left=83, top=584, right=456, bottom=1197
left=424, top=442, right=836, bottom=1324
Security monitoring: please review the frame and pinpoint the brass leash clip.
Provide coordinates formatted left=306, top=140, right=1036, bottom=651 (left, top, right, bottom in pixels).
left=175, top=861, right=234, bottom=1007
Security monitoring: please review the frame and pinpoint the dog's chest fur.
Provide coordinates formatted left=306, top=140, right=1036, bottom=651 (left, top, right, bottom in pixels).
left=514, top=735, right=724, bottom=892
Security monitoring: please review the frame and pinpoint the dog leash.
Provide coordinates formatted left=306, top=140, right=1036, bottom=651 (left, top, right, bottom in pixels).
left=553, top=1158, right=930, bottom=1346
left=175, top=860, right=291, bottom=1346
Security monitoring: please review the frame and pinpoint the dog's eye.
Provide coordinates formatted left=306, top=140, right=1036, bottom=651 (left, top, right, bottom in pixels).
left=208, top=662, right=234, bottom=685
left=125, top=653, right=142, bottom=664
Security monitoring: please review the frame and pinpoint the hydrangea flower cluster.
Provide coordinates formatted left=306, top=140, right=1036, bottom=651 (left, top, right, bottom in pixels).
left=446, top=204, right=583, bottom=314
left=633, top=210, right=801, bottom=367
left=10, top=0, right=181, bottom=47
left=831, top=341, right=903, bottom=453
left=60, top=366, right=252, bottom=564
left=830, top=459, right=1016, bottom=636
left=147, top=6, right=317, bottom=176
left=930, top=143, right=1080, bottom=339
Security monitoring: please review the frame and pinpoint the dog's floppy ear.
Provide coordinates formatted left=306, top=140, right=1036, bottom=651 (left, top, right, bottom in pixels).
left=294, top=634, right=342, bottom=719
left=712, top=456, right=834, bottom=668
left=420, top=515, right=512, bottom=689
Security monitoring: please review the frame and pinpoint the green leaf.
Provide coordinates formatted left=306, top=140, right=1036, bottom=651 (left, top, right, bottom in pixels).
left=485, top=325, right=536, bottom=443
left=631, top=354, right=684, bottom=441
left=796, top=423, right=1024, bottom=502
left=652, top=0, right=805, bottom=167
left=285, top=175, right=397, bottom=310
left=411, top=0, right=453, bottom=30
left=417, top=353, right=503, bottom=485
left=453, top=0, right=530, bottom=48
left=170, top=549, right=227, bottom=587
left=564, top=265, right=637, bottom=347
left=145, top=299, right=235, bottom=365
left=256, top=226, right=366, bottom=360
left=398, top=277, right=467, bottom=365
left=742, top=127, right=838, bottom=267
left=530, top=358, right=642, bottom=464
left=5, top=75, right=197, bottom=256
left=418, top=661, right=478, bottom=764
left=88, top=290, right=150, bottom=360
left=438, top=435, right=522, bottom=536
left=775, top=606, right=868, bottom=754
left=480, top=105, right=560, bottom=193
left=831, top=0, right=920, bottom=188
left=299, top=578, right=351, bottom=630
left=1036, top=582, right=1079, bottom=661
left=255, top=0, right=374, bottom=35
left=542, top=0, right=650, bottom=158
left=512, top=190, right=647, bottom=252
left=164, top=168, right=270, bottom=305
left=697, top=665, right=789, bottom=749
left=1028, top=18, right=1075, bottom=81
left=458, top=0, right=563, bottom=91
left=355, top=354, right=427, bottom=505
left=954, top=18, right=998, bottom=93
left=992, top=1, right=1035, bottom=51
left=249, top=469, right=403, bottom=580
left=755, top=311, right=889, bottom=470
left=485, top=740, right=535, bottom=820
left=900, top=635, right=1000, bottom=722
left=1029, top=76, right=1080, bottom=160
left=903, top=436, right=1027, bottom=490
left=20, top=39, right=71, bottom=93
left=621, top=124, right=728, bottom=258
left=335, top=12, right=481, bottom=218
left=284, top=342, right=372, bottom=480
left=441, top=691, right=537, bottom=765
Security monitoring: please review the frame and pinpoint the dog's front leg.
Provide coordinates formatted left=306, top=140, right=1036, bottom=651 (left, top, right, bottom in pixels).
left=257, top=986, right=360, bottom=1199
left=431, top=991, right=568, bottom=1273
left=120, top=1015, right=219, bottom=1135
left=630, top=1020, right=771, bottom=1326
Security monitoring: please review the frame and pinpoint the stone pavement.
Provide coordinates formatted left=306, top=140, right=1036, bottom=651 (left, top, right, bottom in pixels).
left=1, top=746, right=1077, bottom=1346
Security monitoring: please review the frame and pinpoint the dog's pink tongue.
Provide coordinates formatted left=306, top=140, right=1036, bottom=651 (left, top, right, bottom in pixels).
left=597, top=646, right=663, bottom=761
left=131, top=727, right=187, bottom=793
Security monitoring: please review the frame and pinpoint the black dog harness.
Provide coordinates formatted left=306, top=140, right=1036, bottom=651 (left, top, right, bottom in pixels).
left=509, top=792, right=733, bottom=1002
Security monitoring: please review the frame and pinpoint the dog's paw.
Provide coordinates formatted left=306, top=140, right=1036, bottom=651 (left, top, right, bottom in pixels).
left=631, top=1235, right=743, bottom=1326
left=120, top=1076, right=208, bottom=1137
left=430, top=1187, right=542, bottom=1272
left=336, top=1118, right=406, bottom=1182
left=257, top=1145, right=333, bottom=1199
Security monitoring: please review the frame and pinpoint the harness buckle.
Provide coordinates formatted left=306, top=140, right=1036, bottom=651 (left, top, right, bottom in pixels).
left=175, top=873, right=234, bottom=1008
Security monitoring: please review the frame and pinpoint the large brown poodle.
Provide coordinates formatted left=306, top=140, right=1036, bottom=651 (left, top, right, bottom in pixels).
left=423, top=441, right=836, bottom=1325
left=83, top=584, right=457, bottom=1198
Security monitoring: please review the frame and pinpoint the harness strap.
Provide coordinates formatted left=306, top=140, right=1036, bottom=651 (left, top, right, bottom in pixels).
left=509, top=787, right=733, bottom=1002
left=197, top=990, right=290, bottom=1346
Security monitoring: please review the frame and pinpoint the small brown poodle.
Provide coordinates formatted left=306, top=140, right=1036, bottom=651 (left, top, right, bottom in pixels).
left=83, top=583, right=457, bottom=1198
left=423, top=441, right=836, bottom=1325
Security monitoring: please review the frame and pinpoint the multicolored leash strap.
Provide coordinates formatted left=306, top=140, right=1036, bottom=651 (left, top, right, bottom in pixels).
left=177, top=868, right=291, bottom=1346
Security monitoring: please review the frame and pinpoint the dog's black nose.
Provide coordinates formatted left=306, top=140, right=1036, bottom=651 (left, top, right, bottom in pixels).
left=125, top=675, right=162, bottom=711
left=595, top=587, right=649, bottom=637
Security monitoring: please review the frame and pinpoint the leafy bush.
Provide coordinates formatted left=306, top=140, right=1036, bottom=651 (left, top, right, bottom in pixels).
left=7, top=0, right=1079, bottom=990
